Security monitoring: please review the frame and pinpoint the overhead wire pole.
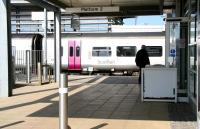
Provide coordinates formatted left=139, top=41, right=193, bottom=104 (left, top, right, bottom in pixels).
left=0, top=0, right=14, bottom=97
left=43, top=8, right=48, bottom=80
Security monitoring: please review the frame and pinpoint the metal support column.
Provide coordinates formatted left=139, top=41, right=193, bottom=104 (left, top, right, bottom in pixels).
left=108, top=18, right=111, bottom=32
left=43, top=8, right=48, bottom=80
left=197, top=0, right=200, bottom=127
left=38, top=62, right=42, bottom=85
left=165, top=21, right=170, bottom=67
left=26, top=50, right=31, bottom=83
left=59, top=74, right=68, bottom=129
left=54, top=11, right=61, bottom=83
left=0, top=0, right=14, bottom=97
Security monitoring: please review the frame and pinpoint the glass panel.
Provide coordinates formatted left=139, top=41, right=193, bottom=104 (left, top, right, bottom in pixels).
left=190, top=16, right=196, bottom=43
left=70, top=47, right=73, bottom=57
left=11, top=25, right=16, bottom=32
left=189, top=45, right=197, bottom=70
left=92, top=47, right=111, bottom=57
left=76, top=47, right=80, bottom=57
left=117, top=46, right=136, bottom=57
left=146, top=46, right=162, bottom=57
left=191, top=0, right=197, bottom=14
left=93, top=47, right=111, bottom=50
left=92, top=51, right=98, bottom=56
left=189, top=71, right=196, bottom=98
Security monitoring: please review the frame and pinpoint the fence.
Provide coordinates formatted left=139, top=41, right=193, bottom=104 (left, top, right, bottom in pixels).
left=12, top=50, right=55, bottom=85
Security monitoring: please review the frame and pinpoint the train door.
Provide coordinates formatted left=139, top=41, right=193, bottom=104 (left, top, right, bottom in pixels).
left=68, top=40, right=81, bottom=70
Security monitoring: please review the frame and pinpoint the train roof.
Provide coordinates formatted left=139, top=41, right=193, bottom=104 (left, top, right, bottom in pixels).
left=12, top=31, right=165, bottom=38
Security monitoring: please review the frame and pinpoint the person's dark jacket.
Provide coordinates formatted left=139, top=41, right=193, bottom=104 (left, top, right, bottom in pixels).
left=135, top=49, right=150, bottom=68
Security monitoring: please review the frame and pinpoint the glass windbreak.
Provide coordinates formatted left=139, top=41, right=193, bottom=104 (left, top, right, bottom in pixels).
left=188, top=3, right=197, bottom=106
left=190, top=17, right=196, bottom=44
left=146, top=46, right=162, bottom=57
left=189, top=71, right=196, bottom=98
left=170, top=23, right=180, bottom=47
left=189, top=45, right=197, bottom=70
left=191, top=0, right=197, bottom=14
left=117, top=46, right=136, bottom=57
left=92, top=47, right=111, bottom=57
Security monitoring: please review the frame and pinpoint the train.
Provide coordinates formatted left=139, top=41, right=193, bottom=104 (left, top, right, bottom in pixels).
left=12, top=32, right=165, bottom=75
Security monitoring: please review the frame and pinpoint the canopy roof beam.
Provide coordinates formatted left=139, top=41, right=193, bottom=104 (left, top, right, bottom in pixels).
left=25, top=0, right=60, bottom=11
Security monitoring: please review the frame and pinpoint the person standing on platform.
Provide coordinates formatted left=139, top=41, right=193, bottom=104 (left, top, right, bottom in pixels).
left=135, top=45, right=150, bottom=84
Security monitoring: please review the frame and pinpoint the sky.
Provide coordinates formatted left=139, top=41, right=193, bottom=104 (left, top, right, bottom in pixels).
left=123, top=15, right=164, bottom=25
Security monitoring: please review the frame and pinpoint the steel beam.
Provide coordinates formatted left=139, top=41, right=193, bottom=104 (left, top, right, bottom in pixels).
left=0, top=0, right=14, bottom=97
left=45, top=0, right=67, bottom=9
left=25, top=0, right=59, bottom=12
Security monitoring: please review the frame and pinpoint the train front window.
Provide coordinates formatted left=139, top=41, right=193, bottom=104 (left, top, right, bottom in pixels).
left=117, top=46, right=136, bottom=57
left=92, top=47, right=111, bottom=57
left=146, top=46, right=162, bottom=57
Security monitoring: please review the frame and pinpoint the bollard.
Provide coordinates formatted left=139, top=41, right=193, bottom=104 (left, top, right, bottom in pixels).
left=59, top=74, right=68, bottom=129
left=48, top=67, right=51, bottom=83
left=37, top=62, right=42, bottom=85
left=12, top=56, right=16, bottom=84
left=26, top=50, right=31, bottom=83
left=43, top=64, right=48, bottom=81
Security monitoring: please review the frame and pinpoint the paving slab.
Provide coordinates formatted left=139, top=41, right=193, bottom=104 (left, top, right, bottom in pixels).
left=0, top=76, right=197, bottom=129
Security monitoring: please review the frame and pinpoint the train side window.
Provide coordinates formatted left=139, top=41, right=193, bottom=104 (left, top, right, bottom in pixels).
left=117, top=46, right=136, bottom=57
left=76, top=47, right=80, bottom=57
left=61, top=46, right=63, bottom=56
left=70, top=47, right=73, bottom=56
left=92, top=47, right=111, bottom=57
left=146, top=46, right=162, bottom=57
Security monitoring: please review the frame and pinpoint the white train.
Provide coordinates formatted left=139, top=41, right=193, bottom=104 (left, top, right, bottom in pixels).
left=12, top=32, right=165, bottom=74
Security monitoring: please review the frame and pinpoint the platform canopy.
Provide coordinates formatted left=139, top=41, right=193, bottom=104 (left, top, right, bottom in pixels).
left=11, top=0, right=175, bottom=16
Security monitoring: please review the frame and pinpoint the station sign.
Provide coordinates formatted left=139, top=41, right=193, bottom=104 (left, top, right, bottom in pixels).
left=170, top=49, right=176, bottom=57
left=65, top=6, right=119, bottom=14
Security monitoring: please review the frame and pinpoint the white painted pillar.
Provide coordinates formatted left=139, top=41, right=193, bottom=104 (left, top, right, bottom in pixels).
left=0, top=0, right=14, bottom=97
left=43, top=8, right=48, bottom=80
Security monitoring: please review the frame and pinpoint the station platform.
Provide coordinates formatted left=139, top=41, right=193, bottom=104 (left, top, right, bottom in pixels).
left=0, top=75, right=196, bottom=129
